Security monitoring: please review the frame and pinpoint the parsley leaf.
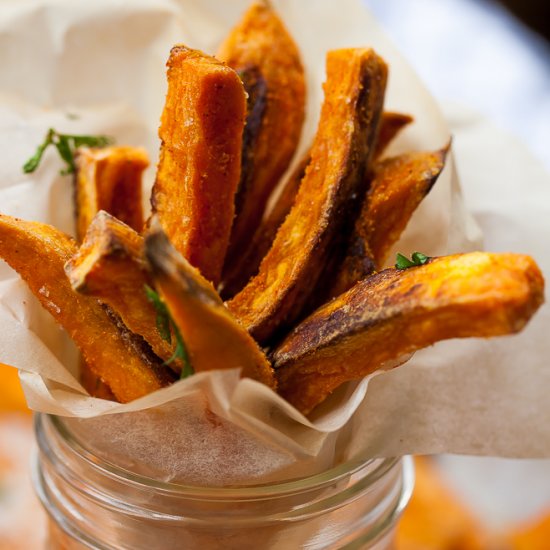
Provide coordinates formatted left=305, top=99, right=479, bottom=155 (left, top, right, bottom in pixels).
left=395, top=252, right=431, bottom=270
left=144, top=285, right=193, bottom=379
left=144, top=285, right=172, bottom=344
left=23, top=128, right=114, bottom=175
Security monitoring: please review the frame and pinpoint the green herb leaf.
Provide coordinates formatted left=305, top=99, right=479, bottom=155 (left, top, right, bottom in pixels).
left=395, top=251, right=431, bottom=270
left=144, top=284, right=194, bottom=379
left=71, top=135, right=113, bottom=148
left=22, top=128, right=55, bottom=173
left=145, top=284, right=172, bottom=344
left=411, top=252, right=430, bottom=265
left=55, top=136, right=76, bottom=174
left=22, top=128, right=114, bottom=175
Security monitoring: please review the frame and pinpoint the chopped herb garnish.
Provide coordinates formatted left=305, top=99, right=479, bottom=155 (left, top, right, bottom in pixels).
left=145, top=284, right=193, bottom=378
left=395, top=252, right=431, bottom=270
left=23, top=128, right=114, bottom=175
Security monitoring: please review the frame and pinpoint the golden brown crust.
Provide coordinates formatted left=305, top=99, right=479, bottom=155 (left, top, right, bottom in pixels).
left=221, top=149, right=310, bottom=299
left=0, top=214, right=173, bottom=403
left=330, top=146, right=449, bottom=296
left=65, top=211, right=182, bottom=373
left=273, top=252, right=545, bottom=414
left=374, top=112, right=414, bottom=159
left=74, top=146, right=148, bottom=242
left=151, top=46, right=246, bottom=285
left=79, top=356, right=116, bottom=400
left=145, top=226, right=276, bottom=388
left=227, top=48, right=387, bottom=344
left=219, top=1, right=306, bottom=266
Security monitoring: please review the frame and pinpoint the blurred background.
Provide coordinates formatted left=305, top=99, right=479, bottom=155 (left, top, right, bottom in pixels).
left=365, top=0, right=550, bottom=172
left=1, top=0, right=549, bottom=548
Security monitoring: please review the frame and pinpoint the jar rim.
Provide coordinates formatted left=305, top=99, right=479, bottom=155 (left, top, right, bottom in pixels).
left=40, top=414, right=401, bottom=500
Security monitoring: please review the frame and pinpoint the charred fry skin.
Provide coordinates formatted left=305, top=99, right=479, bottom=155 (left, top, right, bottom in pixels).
left=374, top=112, right=414, bottom=159
left=151, top=46, right=246, bottom=285
left=221, top=149, right=310, bottom=299
left=74, top=146, right=148, bottom=242
left=221, top=109, right=413, bottom=300
left=219, top=1, right=306, bottom=269
left=331, top=146, right=448, bottom=296
left=65, top=211, right=183, bottom=374
left=222, top=110, right=413, bottom=299
left=228, top=49, right=388, bottom=344
left=0, top=215, right=174, bottom=402
left=146, top=226, right=276, bottom=388
left=273, top=252, right=544, bottom=414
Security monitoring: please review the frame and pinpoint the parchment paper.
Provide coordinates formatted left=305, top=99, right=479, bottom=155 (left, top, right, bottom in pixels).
left=0, top=0, right=548, bottom=484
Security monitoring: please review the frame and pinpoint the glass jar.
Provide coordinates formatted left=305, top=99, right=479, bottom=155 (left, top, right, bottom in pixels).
left=33, top=414, right=414, bottom=550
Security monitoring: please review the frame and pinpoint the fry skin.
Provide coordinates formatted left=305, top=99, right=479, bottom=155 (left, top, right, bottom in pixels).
left=331, top=146, right=448, bottom=296
left=0, top=214, right=173, bottom=403
left=221, top=149, right=310, bottom=299
left=65, top=211, right=182, bottom=374
left=273, top=252, right=544, bottom=414
left=228, top=48, right=387, bottom=344
left=374, top=111, right=414, bottom=159
left=151, top=46, right=246, bottom=285
left=74, top=146, right=148, bottom=241
left=219, top=1, right=306, bottom=268
left=74, top=146, right=149, bottom=398
left=145, top=226, right=276, bottom=388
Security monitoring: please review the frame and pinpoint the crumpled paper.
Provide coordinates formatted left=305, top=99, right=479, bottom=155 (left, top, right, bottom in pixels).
left=0, top=0, right=548, bottom=484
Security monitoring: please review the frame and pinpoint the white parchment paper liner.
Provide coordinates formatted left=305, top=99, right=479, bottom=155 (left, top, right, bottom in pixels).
left=0, top=0, right=548, bottom=484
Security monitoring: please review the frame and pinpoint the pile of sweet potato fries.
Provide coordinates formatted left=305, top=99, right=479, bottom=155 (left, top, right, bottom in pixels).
left=0, top=2, right=544, bottom=415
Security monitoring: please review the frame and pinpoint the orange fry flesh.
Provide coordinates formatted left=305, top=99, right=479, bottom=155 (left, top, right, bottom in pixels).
left=65, top=211, right=181, bottom=373
left=219, top=0, right=306, bottom=268
left=0, top=214, right=173, bottom=403
left=272, top=252, right=544, bottom=414
left=146, top=226, right=276, bottom=388
left=331, top=146, right=449, bottom=297
left=221, top=149, right=310, bottom=299
left=74, top=146, right=148, bottom=241
left=151, top=46, right=246, bottom=285
left=74, top=146, right=149, bottom=398
left=228, top=48, right=388, bottom=344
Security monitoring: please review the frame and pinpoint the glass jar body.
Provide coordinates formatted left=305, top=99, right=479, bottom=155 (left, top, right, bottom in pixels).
left=33, top=414, right=413, bottom=550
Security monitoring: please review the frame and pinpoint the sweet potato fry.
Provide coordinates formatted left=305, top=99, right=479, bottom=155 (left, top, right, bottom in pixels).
left=222, top=109, right=413, bottom=299
left=79, top=356, right=116, bottom=401
left=221, top=149, right=310, bottom=299
left=330, top=146, right=448, bottom=296
left=0, top=214, right=174, bottom=403
left=65, top=211, right=183, bottom=373
left=219, top=1, right=306, bottom=268
left=502, top=512, right=550, bottom=550
left=272, top=252, right=544, bottom=414
left=396, top=457, right=487, bottom=550
left=75, top=145, right=150, bottom=398
left=74, top=146, right=148, bottom=241
left=228, top=48, right=387, bottom=344
left=374, top=111, right=414, bottom=159
left=151, top=46, right=246, bottom=285
left=145, top=226, right=276, bottom=388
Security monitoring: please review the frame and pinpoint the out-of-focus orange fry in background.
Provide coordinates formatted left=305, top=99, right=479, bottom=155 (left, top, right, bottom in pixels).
left=500, top=513, right=550, bottom=550
left=0, top=363, right=29, bottom=413
left=396, top=457, right=550, bottom=550
left=396, top=457, right=488, bottom=550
